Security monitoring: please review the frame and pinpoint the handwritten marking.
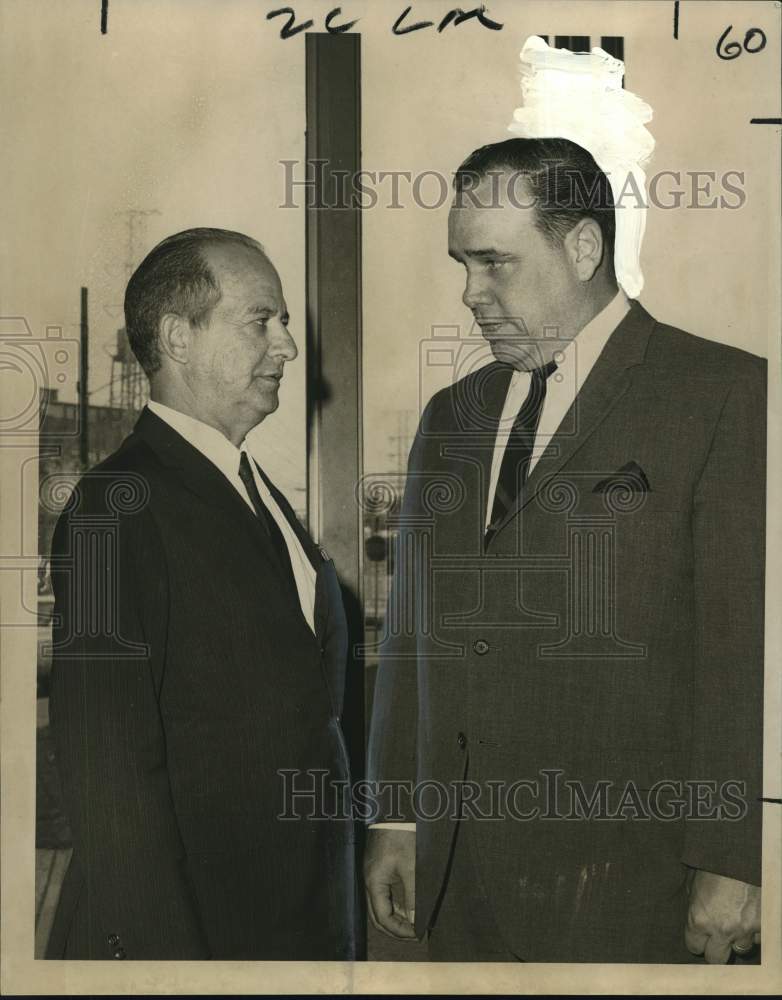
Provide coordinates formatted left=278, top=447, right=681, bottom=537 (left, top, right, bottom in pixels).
left=325, top=7, right=358, bottom=33
left=267, top=6, right=313, bottom=38
left=437, top=6, right=503, bottom=33
left=673, top=0, right=679, bottom=40
left=101, top=0, right=108, bottom=34
left=261, top=4, right=503, bottom=39
left=392, top=4, right=431, bottom=34
left=717, top=24, right=768, bottom=60
left=392, top=4, right=502, bottom=35
left=744, top=28, right=767, bottom=53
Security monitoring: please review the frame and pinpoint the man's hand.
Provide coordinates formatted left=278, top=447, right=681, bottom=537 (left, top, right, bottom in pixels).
left=685, top=869, right=761, bottom=963
left=364, top=828, right=417, bottom=940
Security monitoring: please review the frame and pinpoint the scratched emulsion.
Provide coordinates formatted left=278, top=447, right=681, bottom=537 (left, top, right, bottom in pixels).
left=507, top=35, right=655, bottom=298
left=518, top=861, right=618, bottom=943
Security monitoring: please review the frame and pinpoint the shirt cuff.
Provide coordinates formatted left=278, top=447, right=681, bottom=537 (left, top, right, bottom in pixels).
left=368, top=822, right=417, bottom=832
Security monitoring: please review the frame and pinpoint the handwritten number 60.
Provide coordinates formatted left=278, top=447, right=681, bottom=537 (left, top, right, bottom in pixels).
left=716, top=25, right=767, bottom=60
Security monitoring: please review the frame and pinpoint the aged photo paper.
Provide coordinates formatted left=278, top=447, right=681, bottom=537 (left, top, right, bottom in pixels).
left=1, top=0, right=780, bottom=994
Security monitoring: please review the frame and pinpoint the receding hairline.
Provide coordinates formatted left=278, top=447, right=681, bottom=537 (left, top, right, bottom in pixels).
left=146, top=226, right=264, bottom=253
left=133, top=229, right=269, bottom=285
left=199, top=236, right=273, bottom=274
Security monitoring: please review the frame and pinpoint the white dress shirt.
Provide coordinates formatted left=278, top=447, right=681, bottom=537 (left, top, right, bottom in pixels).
left=147, top=400, right=317, bottom=633
left=486, top=290, right=631, bottom=529
left=372, top=290, right=631, bottom=833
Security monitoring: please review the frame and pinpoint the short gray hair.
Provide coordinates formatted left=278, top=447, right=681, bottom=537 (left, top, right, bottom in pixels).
left=124, top=228, right=265, bottom=375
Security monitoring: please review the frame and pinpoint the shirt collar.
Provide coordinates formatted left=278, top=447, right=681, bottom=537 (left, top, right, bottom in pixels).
left=508, top=288, right=630, bottom=389
left=559, top=288, right=630, bottom=381
left=147, top=399, right=250, bottom=482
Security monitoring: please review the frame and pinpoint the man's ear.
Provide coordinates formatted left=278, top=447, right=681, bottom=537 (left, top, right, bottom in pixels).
left=158, top=313, right=191, bottom=366
left=565, top=218, right=604, bottom=282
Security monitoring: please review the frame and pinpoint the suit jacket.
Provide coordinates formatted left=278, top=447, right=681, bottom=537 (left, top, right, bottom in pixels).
left=368, top=302, right=766, bottom=962
left=47, top=407, right=356, bottom=960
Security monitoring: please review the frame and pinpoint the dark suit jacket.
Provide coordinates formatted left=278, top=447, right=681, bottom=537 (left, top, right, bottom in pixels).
left=47, top=407, right=356, bottom=960
left=368, top=302, right=766, bottom=962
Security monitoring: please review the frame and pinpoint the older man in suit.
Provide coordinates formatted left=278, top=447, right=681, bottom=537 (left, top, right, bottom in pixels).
left=365, top=139, right=765, bottom=963
left=47, top=228, right=356, bottom=959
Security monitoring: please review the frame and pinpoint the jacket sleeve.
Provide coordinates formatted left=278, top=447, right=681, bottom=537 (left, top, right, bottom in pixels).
left=48, top=472, right=210, bottom=958
left=681, top=359, right=766, bottom=885
left=366, top=407, right=437, bottom=824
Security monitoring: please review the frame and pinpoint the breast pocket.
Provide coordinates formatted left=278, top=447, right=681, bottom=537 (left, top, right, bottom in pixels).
left=577, top=485, right=689, bottom=518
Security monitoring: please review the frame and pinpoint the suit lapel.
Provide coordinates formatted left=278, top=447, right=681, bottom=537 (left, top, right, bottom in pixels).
left=491, top=301, right=656, bottom=538
left=445, top=361, right=514, bottom=535
left=133, top=408, right=288, bottom=569
left=253, top=464, right=319, bottom=568
left=135, top=409, right=339, bottom=660
left=254, top=460, right=334, bottom=647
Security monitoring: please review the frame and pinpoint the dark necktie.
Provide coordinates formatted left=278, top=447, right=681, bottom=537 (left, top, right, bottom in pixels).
left=238, top=450, right=298, bottom=597
left=487, top=359, right=557, bottom=539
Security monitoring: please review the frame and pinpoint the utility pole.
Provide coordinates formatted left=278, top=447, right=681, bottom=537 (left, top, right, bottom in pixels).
left=121, top=209, right=160, bottom=283
left=79, top=287, right=89, bottom=468
left=110, top=208, right=159, bottom=417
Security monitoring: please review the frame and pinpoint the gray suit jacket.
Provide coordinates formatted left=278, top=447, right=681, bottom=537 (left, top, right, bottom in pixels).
left=368, top=301, right=765, bottom=962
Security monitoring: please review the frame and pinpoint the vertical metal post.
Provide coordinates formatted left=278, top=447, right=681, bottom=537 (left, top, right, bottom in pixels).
left=305, top=34, right=364, bottom=775
left=79, top=287, right=89, bottom=468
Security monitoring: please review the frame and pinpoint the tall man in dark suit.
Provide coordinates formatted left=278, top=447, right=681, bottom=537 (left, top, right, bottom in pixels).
left=47, top=228, right=356, bottom=959
left=365, top=139, right=765, bottom=963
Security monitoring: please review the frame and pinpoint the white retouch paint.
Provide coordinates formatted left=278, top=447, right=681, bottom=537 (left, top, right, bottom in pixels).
left=508, top=35, right=655, bottom=298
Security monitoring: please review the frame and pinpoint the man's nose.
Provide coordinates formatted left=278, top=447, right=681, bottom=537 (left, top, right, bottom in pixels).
left=270, top=321, right=298, bottom=362
left=462, top=271, right=493, bottom=311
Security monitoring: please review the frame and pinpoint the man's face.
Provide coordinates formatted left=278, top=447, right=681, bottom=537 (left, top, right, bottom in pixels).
left=184, top=243, right=297, bottom=439
left=448, top=172, right=583, bottom=370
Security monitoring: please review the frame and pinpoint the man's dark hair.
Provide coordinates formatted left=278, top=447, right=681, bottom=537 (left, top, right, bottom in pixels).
left=454, top=137, right=616, bottom=262
left=124, top=227, right=265, bottom=376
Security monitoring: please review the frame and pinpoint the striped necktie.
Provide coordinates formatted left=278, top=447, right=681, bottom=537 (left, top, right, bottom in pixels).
left=238, top=450, right=298, bottom=597
left=486, top=359, right=557, bottom=542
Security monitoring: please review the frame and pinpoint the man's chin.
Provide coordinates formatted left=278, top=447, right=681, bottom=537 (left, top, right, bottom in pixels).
left=487, top=341, right=537, bottom=369
left=250, top=385, right=280, bottom=419
left=259, top=395, right=279, bottom=417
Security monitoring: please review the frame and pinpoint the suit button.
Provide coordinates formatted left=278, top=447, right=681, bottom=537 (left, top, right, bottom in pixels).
left=107, top=933, right=120, bottom=947
left=457, top=732, right=467, bottom=749
left=473, top=639, right=490, bottom=655
left=113, top=947, right=126, bottom=960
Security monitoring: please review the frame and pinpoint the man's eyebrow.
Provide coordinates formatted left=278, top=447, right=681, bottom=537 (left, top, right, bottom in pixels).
left=448, top=248, right=516, bottom=261
left=245, top=304, right=291, bottom=326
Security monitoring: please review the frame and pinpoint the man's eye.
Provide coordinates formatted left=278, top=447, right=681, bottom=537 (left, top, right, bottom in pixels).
left=484, top=260, right=506, bottom=271
left=252, top=318, right=268, bottom=328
